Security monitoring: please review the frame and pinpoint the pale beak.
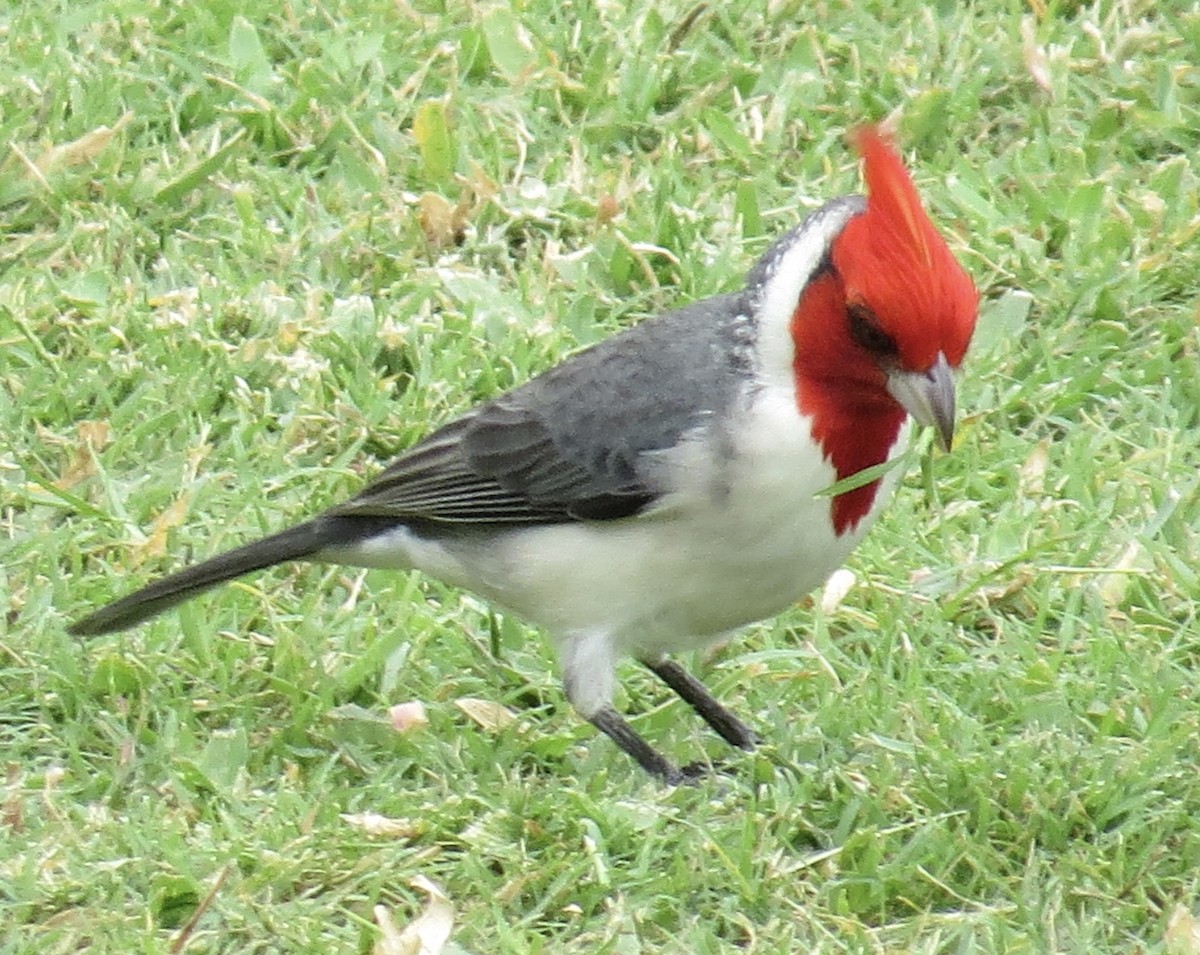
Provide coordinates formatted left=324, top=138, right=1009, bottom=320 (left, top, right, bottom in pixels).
left=886, top=352, right=957, bottom=451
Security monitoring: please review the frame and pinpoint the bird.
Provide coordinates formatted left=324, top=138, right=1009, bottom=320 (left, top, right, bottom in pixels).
left=70, top=126, right=978, bottom=784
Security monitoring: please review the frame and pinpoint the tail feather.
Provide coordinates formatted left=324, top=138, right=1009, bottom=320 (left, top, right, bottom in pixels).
left=69, top=520, right=334, bottom=636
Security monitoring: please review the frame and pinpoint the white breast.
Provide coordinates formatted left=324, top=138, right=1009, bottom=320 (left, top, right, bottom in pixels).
left=332, top=390, right=910, bottom=661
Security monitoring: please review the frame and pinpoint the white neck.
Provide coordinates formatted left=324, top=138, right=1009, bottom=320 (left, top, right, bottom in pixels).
left=752, top=198, right=864, bottom=391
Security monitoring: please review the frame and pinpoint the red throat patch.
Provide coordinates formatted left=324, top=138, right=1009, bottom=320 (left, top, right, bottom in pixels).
left=791, top=270, right=908, bottom=536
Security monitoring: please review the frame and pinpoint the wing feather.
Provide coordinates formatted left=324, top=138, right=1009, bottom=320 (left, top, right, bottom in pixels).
left=328, top=292, right=753, bottom=527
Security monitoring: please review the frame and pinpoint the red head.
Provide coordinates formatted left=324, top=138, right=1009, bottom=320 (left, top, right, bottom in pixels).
left=833, top=126, right=977, bottom=374
left=791, top=126, right=979, bottom=533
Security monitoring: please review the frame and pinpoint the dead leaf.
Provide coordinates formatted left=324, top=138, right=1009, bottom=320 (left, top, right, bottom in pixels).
left=1097, top=540, right=1147, bottom=608
left=389, top=701, right=430, bottom=733
left=417, top=169, right=492, bottom=250
left=462, top=161, right=498, bottom=204
left=1018, top=440, right=1049, bottom=498
left=53, top=455, right=94, bottom=491
left=54, top=419, right=111, bottom=490
left=820, top=568, right=856, bottom=615
left=77, top=419, right=111, bottom=449
left=341, top=812, right=424, bottom=839
left=1166, top=904, right=1200, bottom=955
left=976, top=566, right=1035, bottom=605
left=4, top=765, right=22, bottom=832
left=375, top=875, right=454, bottom=955
left=131, top=493, right=193, bottom=564
left=36, top=112, right=134, bottom=173
left=454, top=697, right=517, bottom=733
left=595, top=193, right=620, bottom=225
left=418, top=192, right=459, bottom=248
left=375, top=906, right=406, bottom=955
left=43, top=766, right=65, bottom=811
left=1021, top=18, right=1053, bottom=97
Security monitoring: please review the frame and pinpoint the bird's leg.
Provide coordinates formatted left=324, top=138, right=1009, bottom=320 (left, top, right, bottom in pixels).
left=588, top=705, right=690, bottom=785
left=561, top=631, right=696, bottom=784
left=641, top=657, right=760, bottom=750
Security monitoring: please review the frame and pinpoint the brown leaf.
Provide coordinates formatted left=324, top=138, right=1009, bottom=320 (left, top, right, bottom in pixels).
left=1021, top=18, right=1053, bottom=97
left=976, top=565, right=1036, bottom=604
left=54, top=420, right=111, bottom=490
left=1018, top=440, right=1049, bottom=498
left=341, top=812, right=424, bottom=839
left=374, top=875, right=454, bottom=955
left=595, top=193, right=620, bottom=225
left=418, top=192, right=460, bottom=248
left=36, top=112, right=134, bottom=173
left=454, top=697, right=517, bottom=733
left=131, top=493, right=193, bottom=564
left=77, top=419, right=112, bottom=449
left=1166, top=904, right=1200, bottom=955
left=389, top=701, right=430, bottom=733
left=462, top=161, right=498, bottom=204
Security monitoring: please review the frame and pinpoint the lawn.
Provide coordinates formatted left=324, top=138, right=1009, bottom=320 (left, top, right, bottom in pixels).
left=3, top=1, right=1200, bottom=952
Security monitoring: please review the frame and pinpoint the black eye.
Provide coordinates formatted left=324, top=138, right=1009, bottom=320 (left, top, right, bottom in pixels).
left=847, top=304, right=898, bottom=357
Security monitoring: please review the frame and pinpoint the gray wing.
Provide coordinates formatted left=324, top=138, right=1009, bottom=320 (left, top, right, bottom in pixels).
left=329, top=292, right=753, bottom=526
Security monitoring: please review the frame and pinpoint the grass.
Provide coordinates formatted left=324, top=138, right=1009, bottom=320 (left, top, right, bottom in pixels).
left=3, top=0, right=1200, bottom=951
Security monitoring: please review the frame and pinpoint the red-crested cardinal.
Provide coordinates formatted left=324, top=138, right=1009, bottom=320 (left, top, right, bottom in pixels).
left=70, top=127, right=978, bottom=784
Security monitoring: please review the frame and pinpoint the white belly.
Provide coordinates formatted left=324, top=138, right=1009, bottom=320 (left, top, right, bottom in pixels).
left=329, top=396, right=910, bottom=659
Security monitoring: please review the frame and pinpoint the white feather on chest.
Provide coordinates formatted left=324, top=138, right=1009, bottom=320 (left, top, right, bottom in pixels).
left=333, top=390, right=910, bottom=659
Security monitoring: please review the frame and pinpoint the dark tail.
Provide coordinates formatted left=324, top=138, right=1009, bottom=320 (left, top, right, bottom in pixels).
left=69, top=520, right=335, bottom=636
